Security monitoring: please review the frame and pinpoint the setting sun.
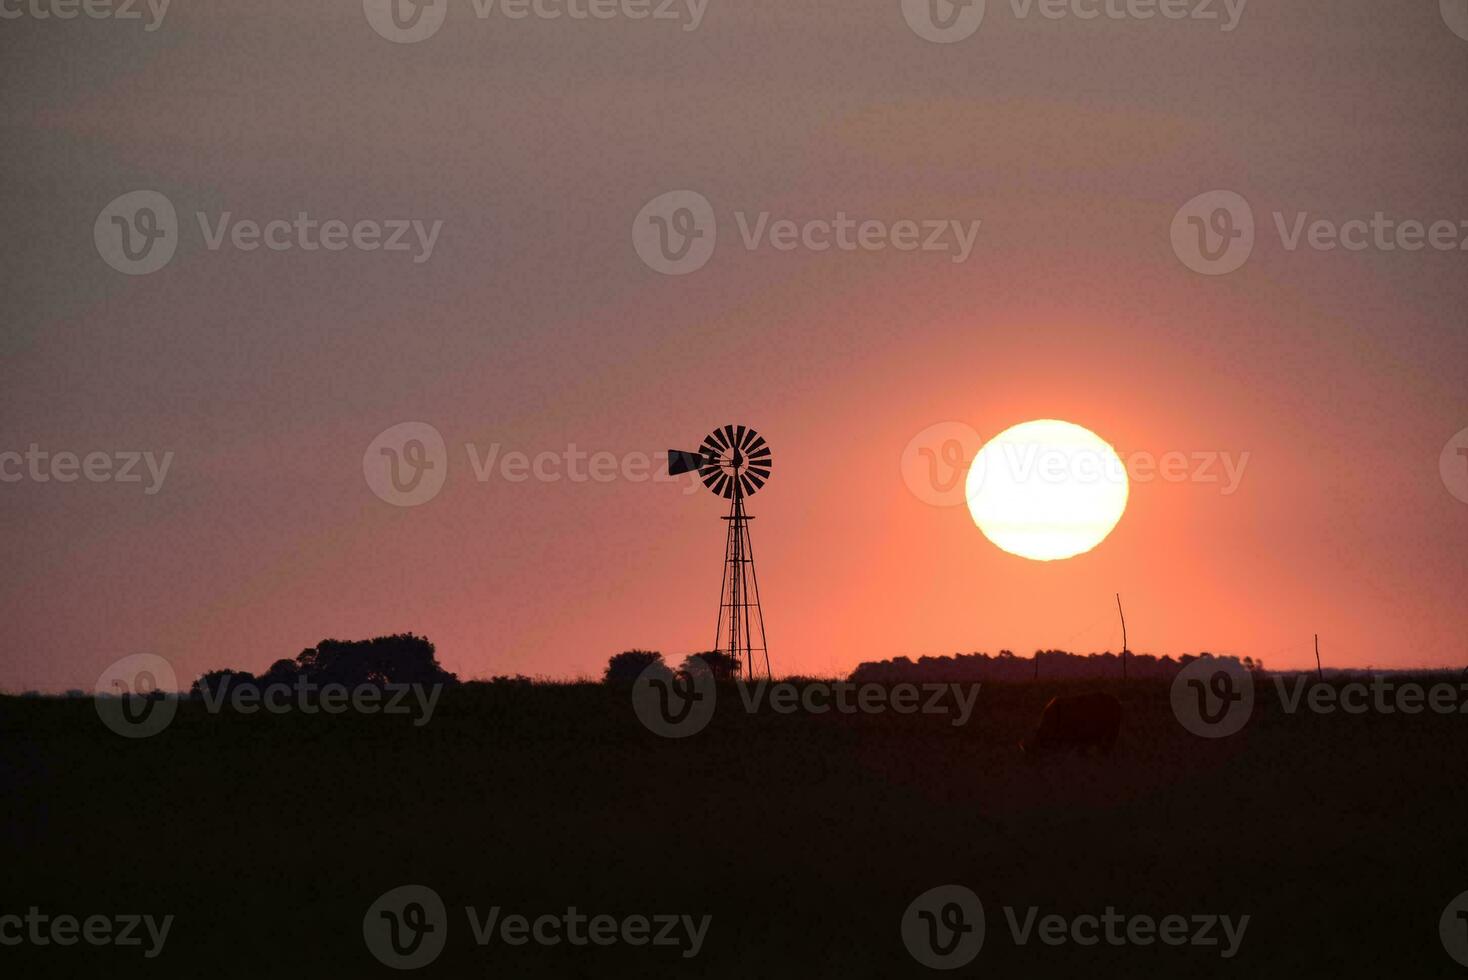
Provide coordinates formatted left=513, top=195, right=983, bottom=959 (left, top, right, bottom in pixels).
left=965, top=420, right=1129, bottom=562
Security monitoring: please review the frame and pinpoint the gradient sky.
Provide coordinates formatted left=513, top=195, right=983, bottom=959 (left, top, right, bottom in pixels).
left=2, top=0, right=1466, bottom=691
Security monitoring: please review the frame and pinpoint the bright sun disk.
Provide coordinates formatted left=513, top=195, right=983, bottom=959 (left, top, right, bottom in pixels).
left=965, top=419, right=1129, bottom=561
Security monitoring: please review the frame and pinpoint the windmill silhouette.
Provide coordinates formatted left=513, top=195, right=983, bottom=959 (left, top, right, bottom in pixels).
left=668, top=425, right=772, bottom=679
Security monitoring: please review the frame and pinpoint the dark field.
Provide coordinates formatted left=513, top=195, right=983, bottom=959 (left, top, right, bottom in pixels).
left=3, top=676, right=1467, bottom=977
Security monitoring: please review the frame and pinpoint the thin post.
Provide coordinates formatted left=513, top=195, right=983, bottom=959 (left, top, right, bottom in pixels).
left=1116, top=593, right=1128, bottom=680
left=1314, top=633, right=1323, bottom=682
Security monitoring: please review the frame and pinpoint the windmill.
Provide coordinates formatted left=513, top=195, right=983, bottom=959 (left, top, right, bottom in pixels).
left=667, top=425, right=772, bottom=679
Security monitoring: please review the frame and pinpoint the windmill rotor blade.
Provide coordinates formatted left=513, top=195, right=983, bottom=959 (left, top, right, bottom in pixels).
left=667, top=425, right=771, bottom=498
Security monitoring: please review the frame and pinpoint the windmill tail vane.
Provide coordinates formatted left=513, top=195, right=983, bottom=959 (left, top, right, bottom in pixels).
left=666, top=425, right=773, bottom=680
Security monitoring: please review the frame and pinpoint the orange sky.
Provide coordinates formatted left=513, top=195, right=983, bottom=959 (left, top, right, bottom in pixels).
left=2, top=1, right=1465, bottom=690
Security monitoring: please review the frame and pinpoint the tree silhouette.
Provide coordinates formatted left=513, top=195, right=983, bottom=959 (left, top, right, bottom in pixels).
left=293, top=633, right=454, bottom=687
left=680, top=651, right=740, bottom=682
left=603, top=649, right=663, bottom=684
left=190, top=633, right=457, bottom=697
left=192, top=668, right=258, bottom=699
left=849, top=648, right=1253, bottom=684
left=259, top=658, right=299, bottom=687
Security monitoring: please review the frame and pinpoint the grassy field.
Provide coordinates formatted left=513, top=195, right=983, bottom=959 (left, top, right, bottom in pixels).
left=2, top=675, right=1466, bottom=977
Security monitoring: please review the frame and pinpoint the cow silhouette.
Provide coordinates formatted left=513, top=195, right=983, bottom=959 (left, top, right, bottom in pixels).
left=1021, top=692, right=1121, bottom=755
